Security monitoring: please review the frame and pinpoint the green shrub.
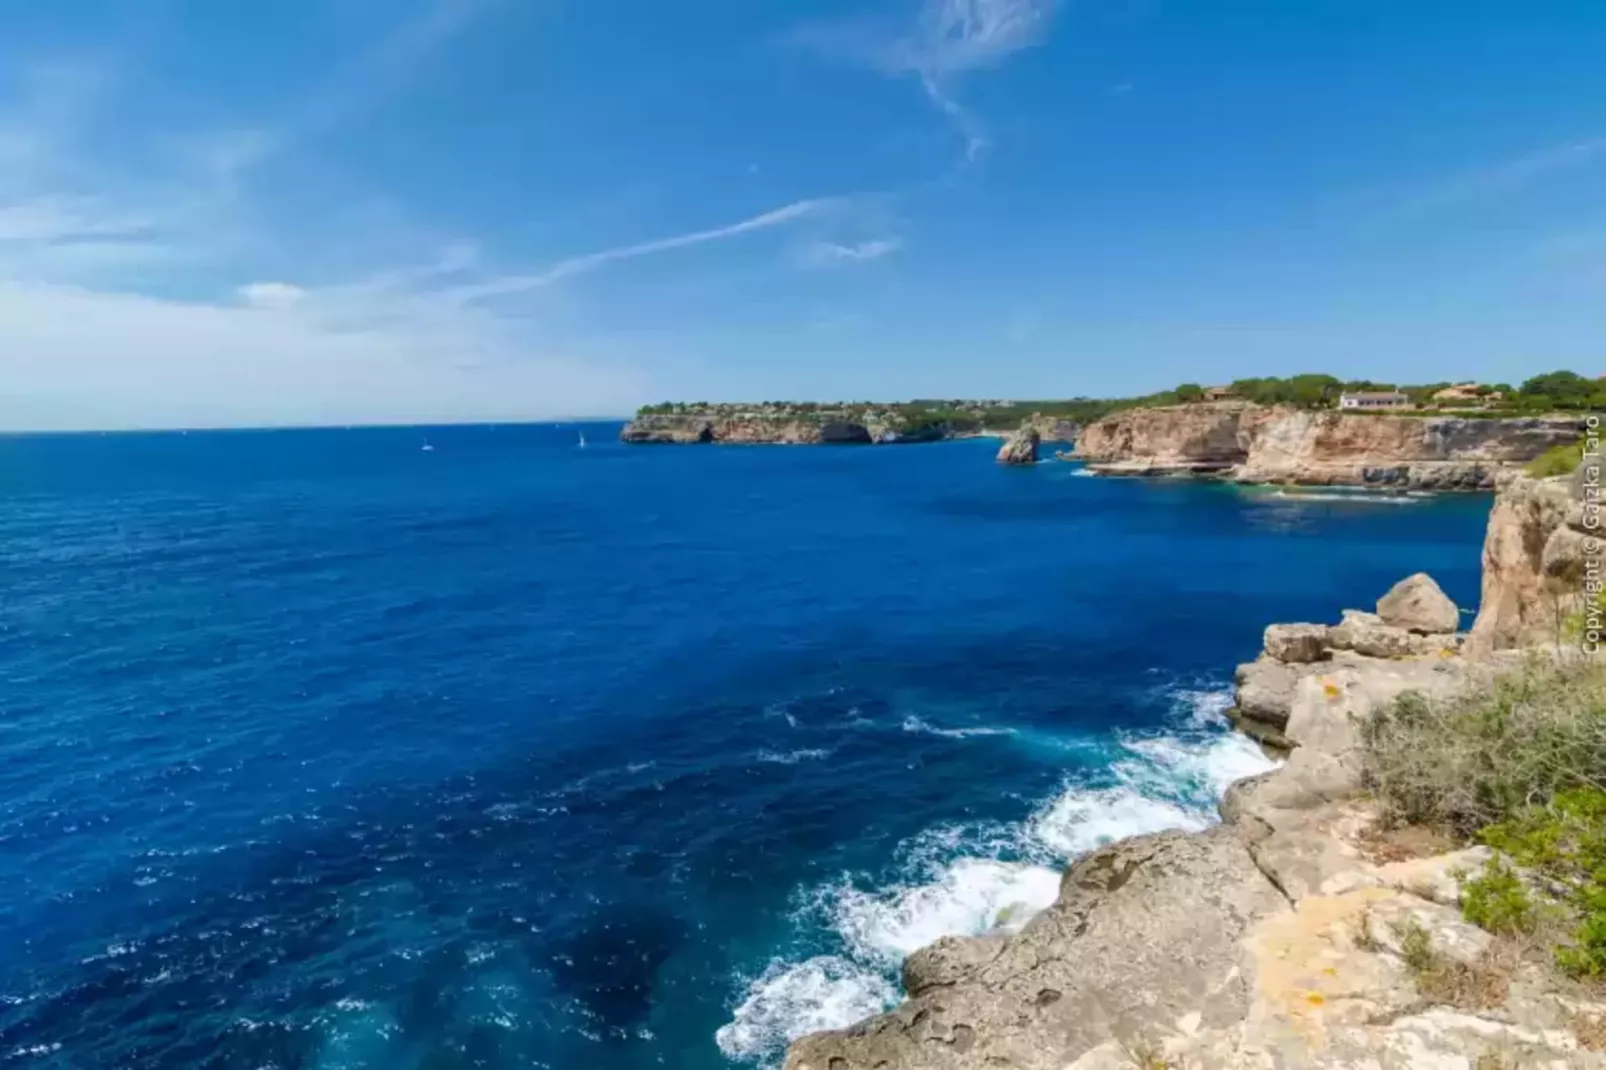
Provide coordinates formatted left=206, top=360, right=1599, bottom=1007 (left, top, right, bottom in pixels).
left=1460, top=857, right=1536, bottom=935
left=1475, top=789, right=1606, bottom=978
left=1399, top=918, right=1437, bottom=973
left=1527, top=440, right=1585, bottom=478
left=1364, top=663, right=1606, bottom=982
left=1362, top=660, right=1606, bottom=836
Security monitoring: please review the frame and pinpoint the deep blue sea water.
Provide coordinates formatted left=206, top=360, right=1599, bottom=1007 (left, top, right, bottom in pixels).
left=0, top=423, right=1493, bottom=1069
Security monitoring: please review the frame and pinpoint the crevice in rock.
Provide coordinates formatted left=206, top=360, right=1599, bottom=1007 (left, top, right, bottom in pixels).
left=1245, top=841, right=1298, bottom=907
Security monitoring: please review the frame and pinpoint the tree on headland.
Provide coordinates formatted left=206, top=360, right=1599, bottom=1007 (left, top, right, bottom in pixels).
left=630, top=368, right=1606, bottom=423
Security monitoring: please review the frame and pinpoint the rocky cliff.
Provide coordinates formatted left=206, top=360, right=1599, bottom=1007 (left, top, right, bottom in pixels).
left=1468, top=469, right=1596, bottom=652
left=619, top=407, right=1080, bottom=446
left=784, top=482, right=1606, bottom=1069
left=1075, top=402, right=1580, bottom=489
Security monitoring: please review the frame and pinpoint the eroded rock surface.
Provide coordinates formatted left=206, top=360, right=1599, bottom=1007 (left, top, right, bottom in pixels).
left=787, top=828, right=1290, bottom=1070
left=1074, top=403, right=1579, bottom=489
left=1263, top=623, right=1331, bottom=663
left=1469, top=472, right=1593, bottom=652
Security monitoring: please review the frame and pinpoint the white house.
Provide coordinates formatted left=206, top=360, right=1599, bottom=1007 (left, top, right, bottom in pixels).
left=1338, top=391, right=1410, bottom=410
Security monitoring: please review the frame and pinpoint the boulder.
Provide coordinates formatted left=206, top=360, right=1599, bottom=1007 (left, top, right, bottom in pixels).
left=1329, top=610, right=1456, bottom=659
left=1263, top=622, right=1331, bottom=663
left=1376, top=572, right=1459, bottom=634
left=996, top=427, right=1040, bottom=466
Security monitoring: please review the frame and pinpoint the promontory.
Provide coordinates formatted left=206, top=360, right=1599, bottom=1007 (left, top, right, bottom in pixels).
left=1074, top=401, right=1581, bottom=490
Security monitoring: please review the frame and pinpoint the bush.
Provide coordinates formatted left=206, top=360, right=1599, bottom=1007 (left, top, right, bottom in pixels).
left=1363, top=660, right=1606, bottom=980
left=1362, top=660, right=1606, bottom=836
left=1460, top=857, right=1536, bottom=935
left=1527, top=440, right=1585, bottom=478
left=1477, top=789, right=1606, bottom=978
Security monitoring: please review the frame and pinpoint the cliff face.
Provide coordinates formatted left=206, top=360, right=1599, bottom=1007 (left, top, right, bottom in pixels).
left=1468, top=471, right=1591, bottom=651
left=1071, top=401, right=1254, bottom=472
left=1075, top=403, right=1580, bottom=489
left=619, top=414, right=831, bottom=444
left=620, top=408, right=1080, bottom=446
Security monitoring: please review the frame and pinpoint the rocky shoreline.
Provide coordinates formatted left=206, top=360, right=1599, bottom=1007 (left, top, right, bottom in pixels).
left=618, top=407, right=1079, bottom=447
left=1075, top=402, right=1580, bottom=490
left=783, top=471, right=1604, bottom=1069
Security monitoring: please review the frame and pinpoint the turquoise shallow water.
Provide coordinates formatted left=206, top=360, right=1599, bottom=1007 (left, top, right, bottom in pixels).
left=0, top=424, right=1491, bottom=1068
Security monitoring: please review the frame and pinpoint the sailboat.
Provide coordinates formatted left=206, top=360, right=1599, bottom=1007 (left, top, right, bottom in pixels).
left=421, top=438, right=436, bottom=452
left=577, top=430, right=587, bottom=449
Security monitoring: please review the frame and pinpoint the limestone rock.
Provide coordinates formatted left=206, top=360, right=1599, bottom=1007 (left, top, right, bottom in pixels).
left=1073, top=401, right=1253, bottom=473
left=995, top=426, right=1040, bottom=466
left=619, top=416, right=717, bottom=444
left=1234, top=658, right=1324, bottom=729
left=1330, top=610, right=1457, bottom=659
left=1263, top=623, right=1331, bottom=663
left=1377, top=572, right=1459, bottom=634
left=784, top=828, right=1290, bottom=1070
left=900, top=933, right=1006, bottom=996
left=1470, top=474, right=1589, bottom=652
left=1075, top=403, right=1580, bottom=489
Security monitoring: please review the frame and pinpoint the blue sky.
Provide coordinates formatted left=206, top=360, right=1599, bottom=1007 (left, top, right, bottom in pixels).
left=0, top=0, right=1603, bottom=428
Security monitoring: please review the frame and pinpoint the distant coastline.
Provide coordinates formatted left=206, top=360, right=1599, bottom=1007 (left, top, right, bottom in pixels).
left=618, top=401, right=1081, bottom=446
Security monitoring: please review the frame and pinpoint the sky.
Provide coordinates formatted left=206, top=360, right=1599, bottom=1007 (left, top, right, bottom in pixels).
left=0, top=0, right=1604, bottom=429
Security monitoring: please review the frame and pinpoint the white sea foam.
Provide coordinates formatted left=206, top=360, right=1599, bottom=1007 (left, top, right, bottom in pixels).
left=1261, top=490, right=1422, bottom=504
left=1027, top=784, right=1207, bottom=857
left=1169, top=685, right=1234, bottom=727
left=715, top=956, right=897, bottom=1064
left=820, top=856, right=1062, bottom=965
left=717, top=683, right=1281, bottom=1063
left=754, top=748, right=832, bottom=765
left=900, top=715, right=1015, bottom=739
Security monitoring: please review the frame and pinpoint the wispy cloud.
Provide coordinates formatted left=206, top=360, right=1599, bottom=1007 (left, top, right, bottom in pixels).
left=450, top=199, right=832, bottom=301
left=0, top=15, right=655, bottom=429
left=202, top=0, right=498, bottom=180
left=792, top=0, right=1058, bottom=162
left=1398, top=137, right=1606, bottom=214
left=804, top=237, right=904, bottom=265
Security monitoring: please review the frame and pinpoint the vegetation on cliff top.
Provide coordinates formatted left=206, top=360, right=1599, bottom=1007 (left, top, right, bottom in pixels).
left=636, top=369, right=1600, bottom=426
left=1364, top=659, right=1606, bottom=979
left=1527, top=440, right=1586, bottom=478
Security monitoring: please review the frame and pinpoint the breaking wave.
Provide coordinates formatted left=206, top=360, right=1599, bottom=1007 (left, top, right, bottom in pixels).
left=717, top=686, right=1277, bottom=1065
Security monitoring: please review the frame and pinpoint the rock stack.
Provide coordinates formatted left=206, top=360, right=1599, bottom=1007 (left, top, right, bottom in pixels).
left=1230, top=573, right=1462, bottom=750
left=995, top=426, right=1040, bottom=466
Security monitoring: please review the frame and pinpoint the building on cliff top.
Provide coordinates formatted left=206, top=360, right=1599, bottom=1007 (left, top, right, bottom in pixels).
left=1338, top=390, right=1410, bottom=410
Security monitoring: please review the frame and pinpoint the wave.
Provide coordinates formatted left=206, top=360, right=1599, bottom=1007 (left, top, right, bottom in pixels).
left=1168, top=685, right=1234, bottom=727
left=718, top=685, right=1276, bottom=1066
left=714, top=956, right=896, bottom=1062
left=754, top=748, right=832, bottom=765
left=900, top=715, right=1015, bottom=740
left=1254, top=489, right=1424, bottom=504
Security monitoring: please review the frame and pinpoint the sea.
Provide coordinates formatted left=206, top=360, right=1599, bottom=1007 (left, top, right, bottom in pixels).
left=0, top=423, right=1492, bottom=1069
